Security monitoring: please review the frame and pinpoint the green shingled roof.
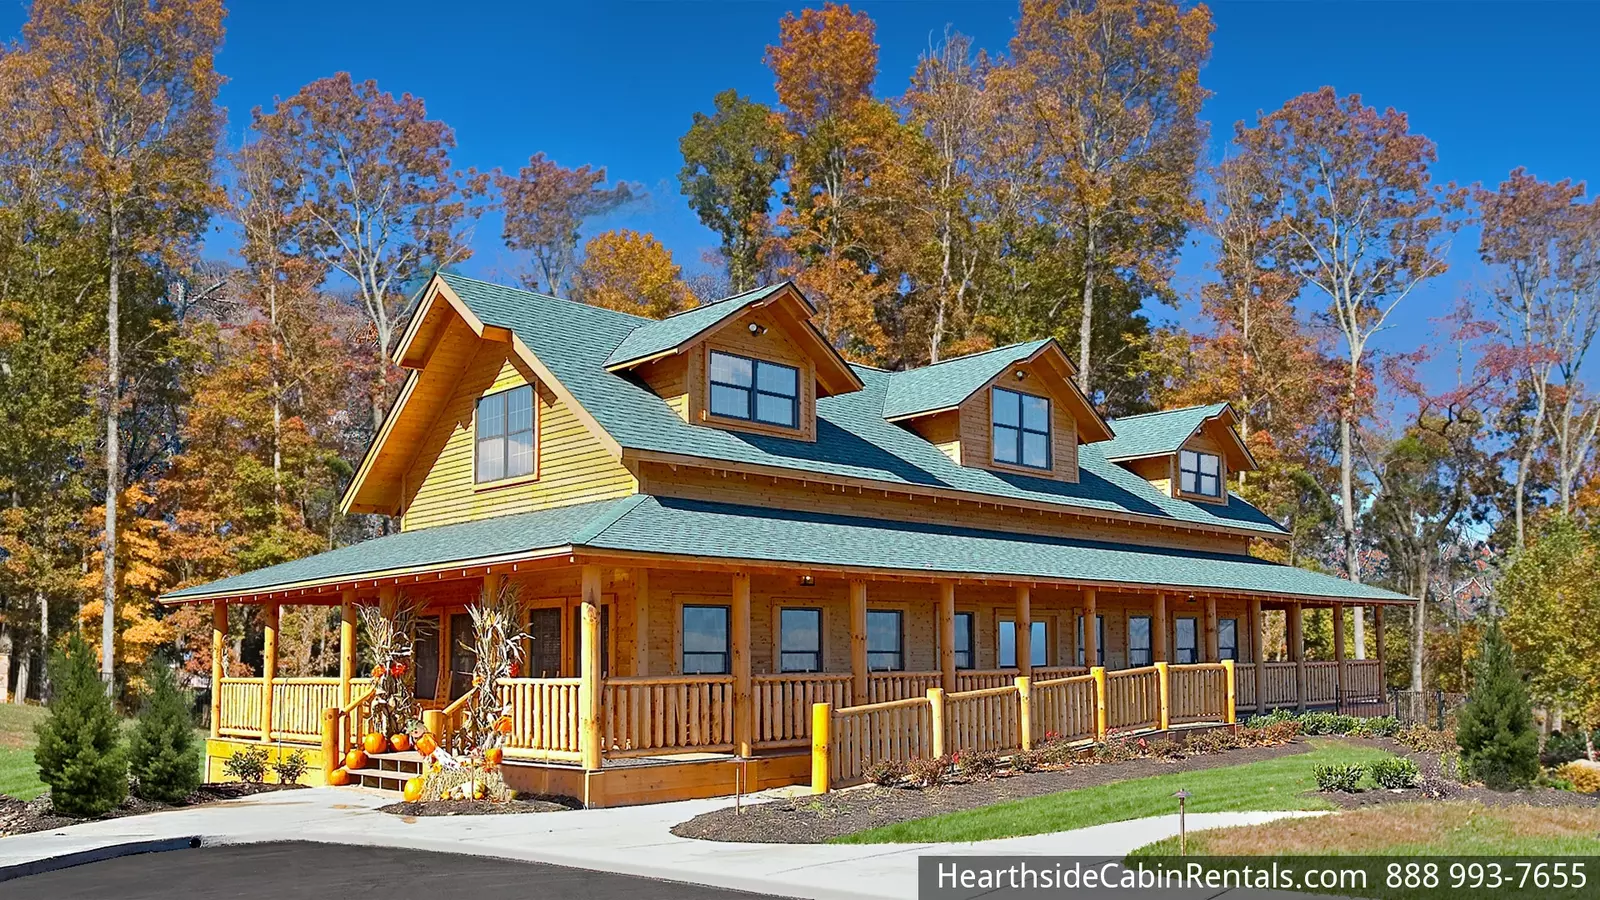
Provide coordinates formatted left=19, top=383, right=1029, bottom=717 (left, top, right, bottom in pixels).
left=602, top=282, right=791, bottom=368
left=880, top=340, right=1052, bottom=420
left=436, top=274, right=1287, bottom=537
left=162, top=494, right=1408, bottom=604
left=1099, top=403, right=1233, bottom=461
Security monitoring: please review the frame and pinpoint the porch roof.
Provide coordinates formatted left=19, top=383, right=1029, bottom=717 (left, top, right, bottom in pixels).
left=162, top=494, right=1410, bottom=605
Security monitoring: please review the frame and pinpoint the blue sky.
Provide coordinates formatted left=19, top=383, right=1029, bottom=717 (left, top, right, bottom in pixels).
left=8, top=1, right=1598, bottom=388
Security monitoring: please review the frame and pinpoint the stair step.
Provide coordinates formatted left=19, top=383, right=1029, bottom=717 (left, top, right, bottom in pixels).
left=345, top=767, right=416, bottom=781
left=368, top=750, right=428, bottom=764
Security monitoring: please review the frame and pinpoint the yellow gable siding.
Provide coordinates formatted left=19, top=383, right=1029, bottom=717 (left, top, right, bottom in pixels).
left=400, top=344, right=636, bottom=531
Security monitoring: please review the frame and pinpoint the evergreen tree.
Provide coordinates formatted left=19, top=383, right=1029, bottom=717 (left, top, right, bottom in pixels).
left=1456, top=620, right=1539, bottom=789
left=129, top=661, right=201, bottom=802
left=33, top=632, right=127, bottom=816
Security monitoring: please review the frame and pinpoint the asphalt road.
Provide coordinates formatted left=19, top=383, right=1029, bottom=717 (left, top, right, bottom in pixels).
left=11, top=841, right=797, bottom=899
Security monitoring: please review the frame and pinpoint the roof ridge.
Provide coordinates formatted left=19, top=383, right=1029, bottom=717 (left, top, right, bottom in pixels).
left=440, top=271, right=654, bottom=325
left=656, top=281, right=785, bottom=320
left=1109, top=402, right=1226, bottom=422
left=899, top=338, right=1050, bottom=371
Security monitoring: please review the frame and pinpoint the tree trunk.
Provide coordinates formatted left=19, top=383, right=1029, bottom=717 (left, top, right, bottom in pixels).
left=37, top=590, right=48, bottom=698
left=11, top=639, right=28, bottom=705
left=1077, top=229, right=1096, bottom=394
left=0, top=623, right=11, bottom=703
left=101, top=211, right=121, bottom=691
left=1340, top=384, right=1366, bottom=659
left=1409, top=568, right=1427, bottom=693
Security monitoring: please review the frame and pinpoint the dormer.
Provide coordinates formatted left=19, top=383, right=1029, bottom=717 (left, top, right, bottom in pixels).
left=1100, top=403, right=1257, bottom=504
left=882, top=340, right=1114, bottom=483
left=604, top=282, right=863, bottom=442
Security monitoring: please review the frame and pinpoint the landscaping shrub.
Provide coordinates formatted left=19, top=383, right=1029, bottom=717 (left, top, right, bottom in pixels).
left=1245, top=709, right=1294, bottom=728
left=1011, top=748, right=1047, bottom=773
left=271, top=749, right=310, bottom=785
left=1353, top=716, right=1401, bottom=738
left=866, top=759, right=908, bottom=787
left=1368, top=756, right=1420, bottom=789
left=1142, top=736, right=1183, bottom=758
left=1092, top=732, right=1141, bottom=763
left=1312, top=763, right=1365, bottom=792
left=33, top=632, right=128, bottom=817
left=959, top=750, right=1001, bottom=779
left=1456, top=622, right=1539, bottom=789
left=908, top=754, right=954, bottom=787
left=1556, top=762, right=1600, bottom=794
left=1184, top=729, right=1237, bottom=754
left=222, top=746, right=270, bottom=783
left=129, top=662, right=201, bottom=802
left=1396, top=722, right=1455, bottom=753
left=1036, top=737, right=1078, bottom=767
left=1542, top=730, right=1600, bottom=767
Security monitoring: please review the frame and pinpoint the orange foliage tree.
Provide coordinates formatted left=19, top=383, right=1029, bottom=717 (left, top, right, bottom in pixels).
left=575, top=230, right=698, bottom=318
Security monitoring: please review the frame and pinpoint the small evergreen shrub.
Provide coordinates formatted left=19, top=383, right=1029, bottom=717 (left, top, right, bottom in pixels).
left=129, top=662, right=202, bottom=802
left=1312, top=763, right=1365, bottom=792
left=1368, top=757, right=1420, bottom=789
left=33, top=632, right=128, bottom=817
left=1541, top=730, right=1600, bottom=767
left=866, top=759, right=908, bottom=786
left=1556, top=762, right=1600, bottom=794
left=1456, top=622, right=1539, bottom=789
left=222, top=746, right=269, bottom=783
left=271, top=749, right=310, bottom=785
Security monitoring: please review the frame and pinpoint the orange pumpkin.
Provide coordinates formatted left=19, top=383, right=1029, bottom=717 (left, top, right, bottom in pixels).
left=363, top=732, right=388, bottom=754
left=484, top=746, right=504, bottom=766
left=403, top=776, right=425, bottom=802
left=415, top=733, right=438, bottom=757
left=345, top=748, right=368, bottom=770
left=390, top=733, right=412, bottom=753
left=326, top=767, right=351, bottom=786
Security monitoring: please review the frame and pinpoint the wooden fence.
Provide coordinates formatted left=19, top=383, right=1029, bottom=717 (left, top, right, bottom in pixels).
left=1105, top=666, right=1162, bottom=732
left=822, top=695, right=934, bottom=786
left=1169, top=664, right=1228, bottom=724
left=1343, top=660, right=1383, bottom=700
left=216, top=678, right=263, bottom=739
left=752, top=673, right=853, bottom=749
left=601, top=675, right=734, bottom=757
left=498, top=678, right=582, bottom=761
left=946, top=684, right=1023, bottom=755
left=1263, top=662, right=1298, bottom=707
left=270, top=678, right=340, bottom=742
left=956, top=669, right=1018, bottom=692
left=1031, top=673, right=1098, bottom=744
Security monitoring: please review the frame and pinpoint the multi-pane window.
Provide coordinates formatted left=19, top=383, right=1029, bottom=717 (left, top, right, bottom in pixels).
left=998, top=620, right=1048, bottom=667
left=1179, top=449, right=1221, bottom=497
left=1128, top=615, right=1152, bottom=667
left=682, top=605, right=731, bottom=674
left=780, top=607, right=823, bottom=673
left=953, top=612, right=975, bottom=670
left=866, top=610, right=904, bottom=671
left=709, top=350, right=799, bottom=428
left=991, top=387, right=1051, bottom=470
left=413, top=616, right=439, bottom=701
left=1175, top=617, right=1198, bottom=664
left=1218, top=618, right=1238, bottom=661
left=476, top=385, right=535, bottom=483
left=1077, top=614, right=1105, bottom=666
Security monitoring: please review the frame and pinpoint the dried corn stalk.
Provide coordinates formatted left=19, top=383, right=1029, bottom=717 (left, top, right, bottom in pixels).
left=360, top=594, right=425, bottom=738
left=453, top=579, right=528, bottom=757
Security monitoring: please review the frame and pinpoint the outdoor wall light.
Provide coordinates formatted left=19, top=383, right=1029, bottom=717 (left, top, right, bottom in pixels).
left=749, top=322, right=767, bottom=336
left=799, top=575, right=815, bottom=586
left=1014, top=369, right=1027, bottom=380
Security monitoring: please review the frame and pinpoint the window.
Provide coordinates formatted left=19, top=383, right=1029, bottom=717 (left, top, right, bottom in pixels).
left=1077, top=615, right=1105, bottom=666
left=953, top=612, right=975, bottom=670
left=709, top=350, right=799, bottom=428
left=1175, top=617, right=1198, bottom=664
left=412, top=616, right=439, bottom=701
left=998, top=620, right=1048, bottom=667
left=866, top=610, right=904, bottom=671
left=991, top=387, right=1051, bottom=469
left=780, top=608, right=823, bottom=673
left=476, top=385, right=535, bottom=483
left=1128, top=615, right=1152, bottom=667
left=682, top=605, right=730, bottom=674
left=448, top=612, right=476, bottom=700
left=526, top=607, right=562, bottom=678
left=1179, top=449, right=1221, bottom=497
left=1219, top=618, right=1238, bottom=661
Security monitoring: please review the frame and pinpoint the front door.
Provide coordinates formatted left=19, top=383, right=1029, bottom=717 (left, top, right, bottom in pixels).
left=448, top=612, right=476, bottom=700
left=526, top=607, right=562, bottom=678
left=413, top=615, right=441, bottom=701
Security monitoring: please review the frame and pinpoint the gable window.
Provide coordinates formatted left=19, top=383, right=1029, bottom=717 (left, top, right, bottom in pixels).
left=991, top=387, right=1051, bottom=470
left=1219, top=618, right=1238, bottom=661
left=953, top=612, right=975, bottom=670
left=1179, top=449, right=1221, bottom=497
left=710, top=350, right=799, bottom=428
left=1174, top=617, right=1198, bottom=664
left=682, top=605, right=731, bottom=674
left=780, top=607, right=823, bottom=673
left=1128, top=615, right=1152, bottom=667
left=866, top=610, right=904, bottom=671
left=476, top=385, right=535, bottom=483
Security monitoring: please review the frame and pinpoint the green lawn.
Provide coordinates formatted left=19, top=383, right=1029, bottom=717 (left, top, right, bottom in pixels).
left=832, top=740, right=1395, bottom=844
left=0, top=702, right=50, bottom=800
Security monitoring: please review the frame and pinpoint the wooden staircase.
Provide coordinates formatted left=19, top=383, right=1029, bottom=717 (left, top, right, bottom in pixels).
left=345, top=750, right=426, bottom=792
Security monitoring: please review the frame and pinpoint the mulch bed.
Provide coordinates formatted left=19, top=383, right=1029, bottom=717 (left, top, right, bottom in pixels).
left=672, top=740, right=1312, bottom=844
left=0, top=782, right=305, bottom=837
left=1318, top=737, right=1600, bottom=811
left=378, top=796, right=579, bottom=817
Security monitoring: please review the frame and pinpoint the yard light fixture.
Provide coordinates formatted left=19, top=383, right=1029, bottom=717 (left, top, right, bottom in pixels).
left=799, top=575, right=815, bottom=587
left=1173, top=790, right=1191, bottom=855
left=748, top=322, right=767, bottom=336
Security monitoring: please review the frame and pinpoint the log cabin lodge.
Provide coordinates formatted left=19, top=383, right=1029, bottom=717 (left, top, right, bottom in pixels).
left=162, top=273, right=1409, bottom=807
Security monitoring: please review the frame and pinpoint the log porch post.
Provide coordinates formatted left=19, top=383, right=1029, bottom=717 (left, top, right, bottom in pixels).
left=1014, top=585, right=1032, bottom=677
left=1084, top=589, right=1099, bottom=668
left=732, top=571, right=753, bottom=757
left=1152, top=592, right=1168, bottom=663
left=1249, top=596, right=1265, bottom=713
left=579, top=565, right=603, bottom=771
left=1290, top=601, right=1306, bottom=712
left=210, top=599, right=226, bottom=739
left=848, top=579, right=868, bottom=704
left=1332, top=602, right=1347, bottom=708
left=338, top=591, right=356, bottom=710
left=1375, top=604, right=1387, bottom=698
left=938, top=581, right=957, bottom=693
left=260, top=601, right=279, bottom=742
left=633, top=568, right=649, bottom=676
left=1204, top=595, right=1219, bottom=663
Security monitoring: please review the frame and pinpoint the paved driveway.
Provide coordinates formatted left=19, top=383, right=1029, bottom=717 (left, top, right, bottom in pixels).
left=11, top=841, right=793, bottom=900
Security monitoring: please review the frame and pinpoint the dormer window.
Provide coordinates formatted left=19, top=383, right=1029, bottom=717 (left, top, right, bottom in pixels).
left=476, top=385, right=535, bottom=483
left=991, top=387, right=1051, bottom=470
left=1180, top=449, right=1221, bottom=497
left=710, top=350, right=799, bottom=429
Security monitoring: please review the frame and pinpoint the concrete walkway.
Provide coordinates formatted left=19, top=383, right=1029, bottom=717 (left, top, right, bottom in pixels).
left=1, top=788, right=1327, bottom=899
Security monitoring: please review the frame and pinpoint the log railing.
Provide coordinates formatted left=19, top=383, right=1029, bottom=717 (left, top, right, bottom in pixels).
left=497, top=678, right=582, bottom=761
left=866, top=671, right=942, bottom=704
left=1104, top=666, right=1162, bottom=732
left=217, top=678, right=264, bottom=739
left=1304, top=661, right=1339, bottom=705
left=1235, top=663, right=1257, bottom=710
left=1343, top=659, right=1383, bottom=700
left=1263, top=662, right=1298, bottom=707
left=752, top=673, right=853, bottom=749
left=821, top=695, right=933, bottom=787
left=956, top=669, right=1019, bottom=692
left=945, top=684, right=1022, bottom=755
left=270, top=678, right=341, bottom=742
left=1169, top=663, right=1228, bottom=724
left=602, top=675, right=735, bottom=757
left=1033, top=665, right=1089, bottom=682
left=321, top=685, right=376, bottom=774
left=1031, top=673, right=1098, bottom=744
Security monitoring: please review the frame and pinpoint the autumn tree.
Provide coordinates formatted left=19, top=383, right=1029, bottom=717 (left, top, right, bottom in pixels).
left=679, top=90, right=786, bottom=293
left=574, top=230, right=698, bottom=318
left=496, top=153, right=635, bottom=296
left=22, top=0, right=224, bottom=685
left=251, top=73, right=482, bottom=433
left=993, top=0, right=1210, bottom=399
left=1236, top=88, right=1464, bottom=653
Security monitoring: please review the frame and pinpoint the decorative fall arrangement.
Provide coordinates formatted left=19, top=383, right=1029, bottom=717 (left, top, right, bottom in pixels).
left=359, top=595, right=426, bottom=741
